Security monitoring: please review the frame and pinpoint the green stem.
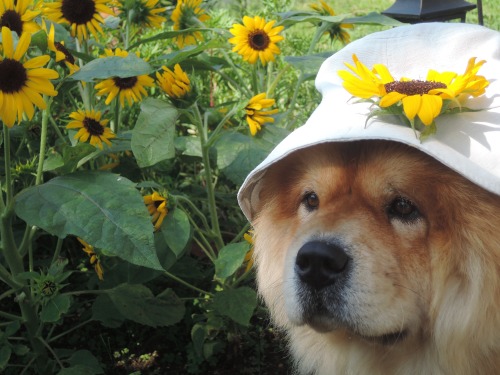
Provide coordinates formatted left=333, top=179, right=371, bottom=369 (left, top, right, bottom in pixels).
left=164, top=270, right=213, bottom=296
left=48, top=318, right=93, bottom=343
left=0, top=310, right=23, bottom=321
left=191, top=105, right=224, bottom=249
left=112, top=97, right=120, bottom=134
left=51, top=238, right=64, bottom=264
left=35, top=97, right=51, bottom=186
left=3, top=125, right=13, bottom=205
left=206, top=104, right=240, bottom=148
left=48, top=114, right=68, bottom=144
left=221, top=50, right=252, bottom=96
left=39, top=336, right=64, bottom=369
left=0, top=288, right=16, bottom=301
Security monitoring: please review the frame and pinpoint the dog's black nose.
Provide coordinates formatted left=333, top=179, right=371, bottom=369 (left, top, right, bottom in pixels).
left=295, top=241, right=349, bottom=289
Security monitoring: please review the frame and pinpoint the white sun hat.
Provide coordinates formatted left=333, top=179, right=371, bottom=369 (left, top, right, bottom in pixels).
left=238, top=22, right=500, bottom=221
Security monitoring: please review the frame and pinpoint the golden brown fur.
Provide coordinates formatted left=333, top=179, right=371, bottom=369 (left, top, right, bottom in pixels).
left=252, top=141, right=500, bottom=375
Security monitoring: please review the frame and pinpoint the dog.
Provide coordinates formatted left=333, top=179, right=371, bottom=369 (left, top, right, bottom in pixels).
left=249, top=140, right=500, bottom=374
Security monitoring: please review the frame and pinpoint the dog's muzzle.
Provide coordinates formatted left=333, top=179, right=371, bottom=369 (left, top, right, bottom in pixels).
left=295, top=240, right=350, bottom=289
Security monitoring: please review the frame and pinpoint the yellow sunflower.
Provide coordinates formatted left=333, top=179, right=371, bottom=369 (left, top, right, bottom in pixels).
left=245, top=93, right=278, bottom=136
left=77, top=237, right=104, bottom=280
left=94, top=48, right=155, bottom=107
left=156, top=63, right=191, bottom=99
left=144, top=191, right=168, bottom=231
left=118, top=0, right=166, bottom=29
left=229, top=15, right=285, bottom=65
left=0, top=0, right=40, bottom=36
left=243, top=231, right=254, bottom=272
left=338, top=54, right=489, bottom=130
left=171, top=0, right=210, bottom=48
left=309, top=0, right=353, bottom=44
left=66, top=109, right=116, bottom=149
left=43, top=0, right=114, bottom=41
left=0, top=26, right=59, bottom=127
left=47, top=24, right=79, bottom=74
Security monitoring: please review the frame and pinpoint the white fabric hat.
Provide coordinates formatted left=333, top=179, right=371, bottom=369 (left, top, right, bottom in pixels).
left=238, top=22, right=500, bottom=221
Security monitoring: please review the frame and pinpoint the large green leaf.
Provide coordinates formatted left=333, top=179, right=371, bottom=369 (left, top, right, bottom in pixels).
left=40, top=294, right=71, bottom=323
left=14, top=171, right=162, bottom=270
left=214, top=126, right=290, bottom=185
left=161, top=208, right=191, bottom=257
left=70, top=54, right=153, bottom=82
left=106, top=284, right=185, bottom=327
left=214, top=242, right=250, bottom=279
left=278, top=11, right=405, bottom=27
left=131, top=98, right=179, bottom=168
left=212, top=287, right=257, bottom=326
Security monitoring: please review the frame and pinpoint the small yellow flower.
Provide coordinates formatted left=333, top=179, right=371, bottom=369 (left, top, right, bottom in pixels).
left=338, top=54, right=489, bottom=130
left=77, top=237, right=104, bottom=281
left=66, top=109, right=116, bottom=149
left=309, top=0, right=353, bottom=44
left=94, top=48, right=155, bottom=107
left=43, top=0, right=115, bottom=41
left=144, top=191, right=168, bottom=231
left=0, top=26, right=59, bottom=127
left=229, top=15, right=284, bottom=65
left=171, top=0, right=210, bottom=48
left=47, top=24, right=79, bottom=74
left=245, top=93, right=278, bottom=136
left=156, top=64, right=191, bottom=99
left=243, top=231, right=254, bottom=272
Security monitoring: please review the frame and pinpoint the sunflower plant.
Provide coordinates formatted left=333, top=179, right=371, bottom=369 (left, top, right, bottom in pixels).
left=0, top=0, right=402, bottom=373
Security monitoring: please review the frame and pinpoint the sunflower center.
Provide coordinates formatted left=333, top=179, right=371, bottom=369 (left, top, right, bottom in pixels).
left=0, top=59, right=28, bottom=93
left=385, top=80, right=447, bottom=96
left=113, top=76, right=138, bottom=89
left=55, top=42, right=76, bottom=65
left=154, top=200, right=164, bottom=209
left=0, top=10, right=23, bottom=35
left=248, top=30, right=270, bottom=51
left=61, top=0, right=96, bottom=25
left=83, top=117, right=104, bottom=136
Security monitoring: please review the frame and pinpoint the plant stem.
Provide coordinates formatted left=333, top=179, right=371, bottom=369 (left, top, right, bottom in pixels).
left=48, top=318, right=93, bottom=343
left=51, top=238, right=64, bottom=264
left=164, top=270, right=213, bottom=296
left=3, top=125, right=13, bottom=205
left=39, top=336, right=64, bottom=369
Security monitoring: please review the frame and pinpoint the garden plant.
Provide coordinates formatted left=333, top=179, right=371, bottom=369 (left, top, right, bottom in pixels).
left=0, top=0, right=471, bottom=372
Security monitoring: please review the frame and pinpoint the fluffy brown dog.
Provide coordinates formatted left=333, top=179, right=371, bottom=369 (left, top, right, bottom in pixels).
left=251, top=140, right=500, bottom=374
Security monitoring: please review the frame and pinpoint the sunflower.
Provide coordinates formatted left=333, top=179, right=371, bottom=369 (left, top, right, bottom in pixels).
left=309, top=0, right=353, bottom=44
left=243, top=231, right=254, bottom=272
left=245, top=93, right=278, bottom=136
left=0, top=0, right=40, bottom=36
left=66, top=109, right=116, bottom=149
left=338, top=54, right=489, bottom=132
left=43, top=0, right=114, bottom=41
left=229, top=15, right=285, bottom=66
left=94, top=48, right=155, bottom=107
left=47, top=24, right=79, bottom=74
left=156, top=63, right=191, bottom=99
left=77, top=237, right=104, bottom=280
left=171, top=0, right=210, bottom=48
left=0, top=27, right=59, bottom=127
left=144, top=191, right=168, bottom=231
left=118, top=0, right=166, bottom=29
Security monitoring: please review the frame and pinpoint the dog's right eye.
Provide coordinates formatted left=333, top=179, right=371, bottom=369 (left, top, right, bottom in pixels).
left=387, top=196, right=420, bottom=223
left=303, top=192, right=319, bottom=211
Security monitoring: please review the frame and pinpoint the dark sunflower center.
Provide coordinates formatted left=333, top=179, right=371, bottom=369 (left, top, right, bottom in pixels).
left=55, top=42, right=76, bottom=65
left=0, top=59, right=27, bottom=93
left=83, top=117, right=104, bottom=136
left=384, top=80, right=447, bottom=96
left=61, top=0, right=96, bottom=25
left=154, top=200, right=163, bottom=209
left=113, top=76, right=138, bottom=89
left=248, top=30, right=270, bottom=51
left=0, top=10, right=23, bottom=35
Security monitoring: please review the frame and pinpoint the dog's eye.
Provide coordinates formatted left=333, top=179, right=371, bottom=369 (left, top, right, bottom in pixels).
left=388, top=196, right=420, bottom=223
left=303, top=192, right=319, bottom=210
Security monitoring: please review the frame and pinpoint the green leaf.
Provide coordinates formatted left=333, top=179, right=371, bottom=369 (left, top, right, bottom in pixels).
left=0, top=345, right=11, bottom=370
left=284, top=52, right=332, bottom=78
left=106, top=284, right=185, bottom=327
left=161, top=208, right=191, bottom=257
left=70, top=54, right=153, bottom=82
left=214, top=126, right=290, bottom=185
left=131, top=98, right=179, bottom=168
left=91, top=294, right=125, bottom=328
left=174, top=136, right=202, bottom=157
left=40, top=294, right=71, bottom=323
left=65, top=350, right=104, bottom=374
left=5, top=321, right=20, bottom=337
left=278, top=11, right=404, bottom=27
left=14, top=172, right=162, bottom=270
left=214, top=242, right=250, bottom=279
left=212, top=287, right=257, bottom=326
left=57, top=365, right=100, bottom=375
